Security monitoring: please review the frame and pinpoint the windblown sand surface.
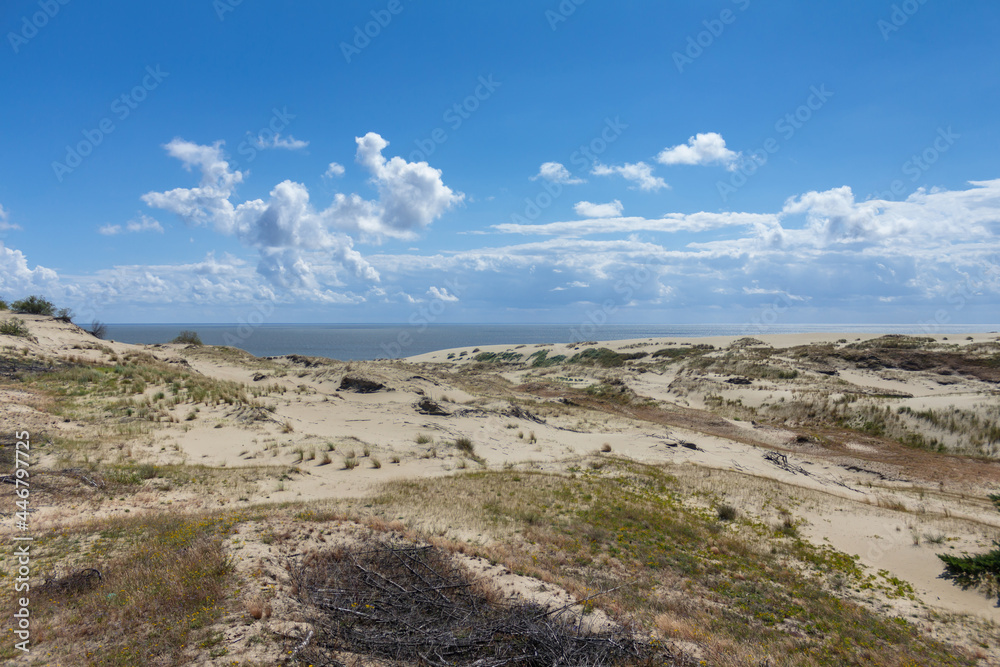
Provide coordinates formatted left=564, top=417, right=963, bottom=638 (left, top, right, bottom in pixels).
left=2, top=315, right=999, bottom=665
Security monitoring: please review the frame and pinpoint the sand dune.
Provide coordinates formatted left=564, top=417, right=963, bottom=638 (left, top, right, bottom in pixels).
left=2, top=315, right=1000, bottom=664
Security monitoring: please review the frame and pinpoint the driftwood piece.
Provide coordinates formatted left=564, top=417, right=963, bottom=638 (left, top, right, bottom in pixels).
left=39, top=568, right=103, bottom=594
left=415, top=397, right=450, bottom=416
left=339, top=376, right=386, bottom=393
left=504, top=404, right=546, bottom=424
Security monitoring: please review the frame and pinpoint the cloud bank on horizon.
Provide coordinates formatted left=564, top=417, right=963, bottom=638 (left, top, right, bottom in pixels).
left=4, top=150, right=999, bottom=324
left=1, top=2, right=998, bottom=324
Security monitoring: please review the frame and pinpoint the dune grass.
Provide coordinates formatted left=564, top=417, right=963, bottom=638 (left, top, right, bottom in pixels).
left=0, top=317, right=31, bottom=337
left=0, top=512, right=240, bottom=666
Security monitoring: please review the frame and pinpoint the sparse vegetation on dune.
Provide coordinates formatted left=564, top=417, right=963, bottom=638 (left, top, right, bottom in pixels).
left=89, top=319, right=108, bottom=339
left=368, top=461, right=970, bottom=666
left=0, top=512, right=238, bottom=665
left=0, top=317, right=31, bottom=338
left=170, top=330, right=203, bottom=346
left=939, top=493, right=1000, bottom=601
left=11, top=294, right=56, bottom=316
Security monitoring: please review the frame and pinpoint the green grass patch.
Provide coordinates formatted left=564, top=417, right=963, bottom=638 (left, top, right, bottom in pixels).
left=474, top=351, right=524, bottom=363
left=0, top=512, right=240, bottom=665
left=0, top=317, right=31, bottom=337
left=528, top=350, right=568, bottom=367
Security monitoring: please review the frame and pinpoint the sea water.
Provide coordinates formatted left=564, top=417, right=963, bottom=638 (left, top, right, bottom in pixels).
left=100, top=323, right=998, bottom=362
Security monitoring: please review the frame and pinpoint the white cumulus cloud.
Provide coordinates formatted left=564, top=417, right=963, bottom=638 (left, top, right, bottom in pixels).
left=0, top=242, right=59, bottom=293
left=0, top=204, right=20, bottom=231
left=657, top=132, right=741, bottom=170
left=324, top=162, right=345, bottom=178
left=530, top=162, right=585, bottom=184
left=493, top=211, right=772, bottom=237
left=99, top=213, right=165, bottom=236
left=142, top=133, right=463, bottom=294
left=141, top=138, right=245, bottom=230
left=573, top=200, right=624, bottom=218
left=591, top=162, right=668, bottom=191
left=255, top=133, right=309, bottom=150
left=351, top=132, right=464, bottom=239
left=427, top=286, right=459, bottom=302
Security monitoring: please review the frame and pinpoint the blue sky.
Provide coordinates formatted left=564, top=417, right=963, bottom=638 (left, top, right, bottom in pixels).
left=1, top=1, right=999, bottom=326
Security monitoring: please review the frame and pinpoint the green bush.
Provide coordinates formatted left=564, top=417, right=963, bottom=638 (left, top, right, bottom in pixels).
left=939, top=494, right=1000, bottom=599
left=171, top=330, right=203, bottom=346
left=528, top=350, right=568, bottom=367
left=474, top=351, right=524, bottom=363
left=0, top=318, right=30, bottom=337
left=570, top=347, right=626, bottom=367
left=567, top=347, right=647, bottom=368
left=0, top=298, right=7, bottom=310
left=849, top=335, right=935, bottom=350
left=939, top=543, right=1000, bottom=597
left=11, top=295, right=55, bottom=316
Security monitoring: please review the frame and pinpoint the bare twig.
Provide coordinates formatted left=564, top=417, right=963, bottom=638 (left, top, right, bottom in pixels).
left=291, top=538, right=686, bottom=666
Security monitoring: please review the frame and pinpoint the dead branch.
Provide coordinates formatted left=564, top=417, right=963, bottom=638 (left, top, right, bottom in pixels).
left=291, top=538, right=688, bottom=666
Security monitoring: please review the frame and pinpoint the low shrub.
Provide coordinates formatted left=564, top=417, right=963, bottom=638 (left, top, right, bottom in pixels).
left=11, top=295, right=55, bottom=316
left=90, top=320, right=108, bottom=339
left=939, top=494, right=1000, bottom=600
left=717, top=504, right=738, bottom=521
left=0, top=317, right=30, bottom=337
left=528, top=350, right=568, bottom=367
left=171, top=330, right=203, bottom=346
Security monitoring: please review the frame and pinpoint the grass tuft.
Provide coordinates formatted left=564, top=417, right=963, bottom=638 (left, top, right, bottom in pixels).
left=0, top=317, right=31, bottom=337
